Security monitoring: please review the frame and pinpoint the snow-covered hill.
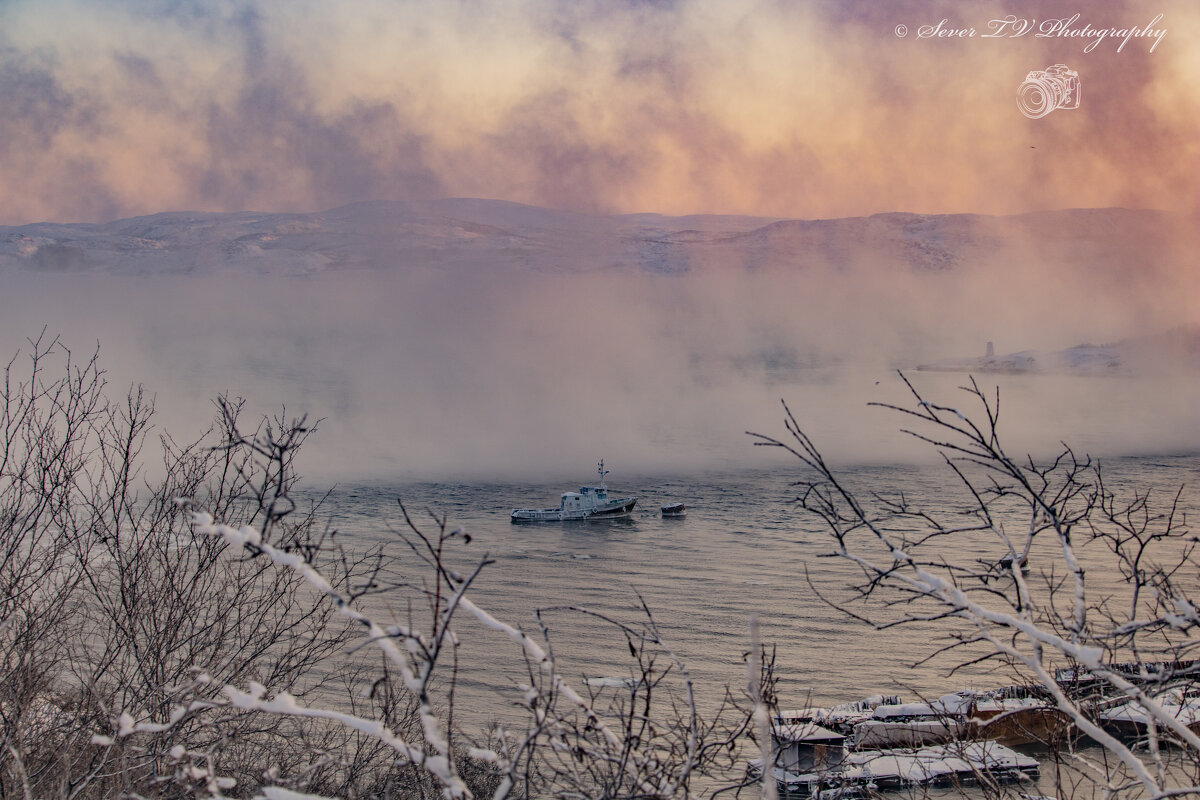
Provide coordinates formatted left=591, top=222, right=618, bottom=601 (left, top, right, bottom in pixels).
left=1, top=199, right=1191, bottom=278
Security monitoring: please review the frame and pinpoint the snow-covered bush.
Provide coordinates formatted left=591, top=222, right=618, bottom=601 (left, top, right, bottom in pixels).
left=752, top=374, right=1200, bottom=799
left=0, top=334, right=452, bottom=798
left=1, top=335, right=753, bottom=799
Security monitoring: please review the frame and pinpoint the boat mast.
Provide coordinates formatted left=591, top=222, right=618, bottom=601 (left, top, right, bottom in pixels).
left=597, top=459, right=609, bottom=489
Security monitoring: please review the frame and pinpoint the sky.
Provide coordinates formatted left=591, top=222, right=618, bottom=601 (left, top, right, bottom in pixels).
left=1, top=0, right=1197, bottom=225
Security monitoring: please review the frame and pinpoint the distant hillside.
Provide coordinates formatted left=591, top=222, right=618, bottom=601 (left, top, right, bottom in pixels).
left=917, top=326, right=1200, bottom=377
left=0, top=199, right=1192, bottom=277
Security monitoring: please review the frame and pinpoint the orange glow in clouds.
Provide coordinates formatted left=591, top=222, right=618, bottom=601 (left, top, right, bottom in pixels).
left=0, top=0, right=1196, bottom=223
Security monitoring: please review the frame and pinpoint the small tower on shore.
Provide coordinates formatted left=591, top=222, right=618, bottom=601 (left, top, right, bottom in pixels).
left=986, top=341, right=995, bottom=358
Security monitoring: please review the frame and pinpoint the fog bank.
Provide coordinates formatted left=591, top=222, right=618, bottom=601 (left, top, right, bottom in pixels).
left=2, top=249, right=1195, bottom=482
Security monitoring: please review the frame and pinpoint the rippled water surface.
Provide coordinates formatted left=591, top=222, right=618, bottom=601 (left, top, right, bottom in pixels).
left=311, top=454, right=1200, bottom=734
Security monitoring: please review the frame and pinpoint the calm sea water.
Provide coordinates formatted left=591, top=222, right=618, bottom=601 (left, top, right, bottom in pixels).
left=310, top=454, right=1200, bottom=739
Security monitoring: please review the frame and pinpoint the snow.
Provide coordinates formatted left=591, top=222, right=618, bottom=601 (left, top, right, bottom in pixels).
left=769, top=740, right=1038, bottom=791
left=773, top=723, right=846, bottom=742
left=257, top=788, right=338, bottom=800
left=869, top=693, right=972, bottom=719
left=1099, top=691, right=1200, bottom=727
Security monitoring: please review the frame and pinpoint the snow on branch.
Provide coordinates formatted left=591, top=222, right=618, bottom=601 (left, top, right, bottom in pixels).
left=751, top=373, right=1199, bottom=798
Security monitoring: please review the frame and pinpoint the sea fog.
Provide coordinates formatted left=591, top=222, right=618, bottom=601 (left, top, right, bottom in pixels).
left=2, top=225, right=1198, bottom=484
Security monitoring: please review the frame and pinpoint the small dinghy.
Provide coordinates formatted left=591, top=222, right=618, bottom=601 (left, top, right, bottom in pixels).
left=660, top=502, right=686, bottom=518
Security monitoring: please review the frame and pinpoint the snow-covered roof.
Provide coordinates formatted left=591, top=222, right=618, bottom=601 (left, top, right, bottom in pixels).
left=869, top=692, right=974, bottom=719
left=773, top=722, right=846, bottom=742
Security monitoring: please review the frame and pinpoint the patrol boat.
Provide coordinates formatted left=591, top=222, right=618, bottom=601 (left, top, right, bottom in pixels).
left=511, top=461, right=637, bottom=523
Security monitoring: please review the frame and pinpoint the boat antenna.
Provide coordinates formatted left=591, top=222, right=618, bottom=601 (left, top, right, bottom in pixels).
left=597, top=459, right=609, bottom=488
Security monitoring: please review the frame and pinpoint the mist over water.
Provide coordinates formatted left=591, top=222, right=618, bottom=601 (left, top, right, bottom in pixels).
left=1, top=236, right=1197, bottom=483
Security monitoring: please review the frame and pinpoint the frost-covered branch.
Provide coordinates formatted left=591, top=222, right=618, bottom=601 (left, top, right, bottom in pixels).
left=751, top=373, right=1198, bottom=799
left=4, top=335, right=759, bottom=799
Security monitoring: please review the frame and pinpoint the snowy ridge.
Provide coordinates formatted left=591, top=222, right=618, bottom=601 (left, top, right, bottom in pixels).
left=0, top=200, right=1189, bottom=277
